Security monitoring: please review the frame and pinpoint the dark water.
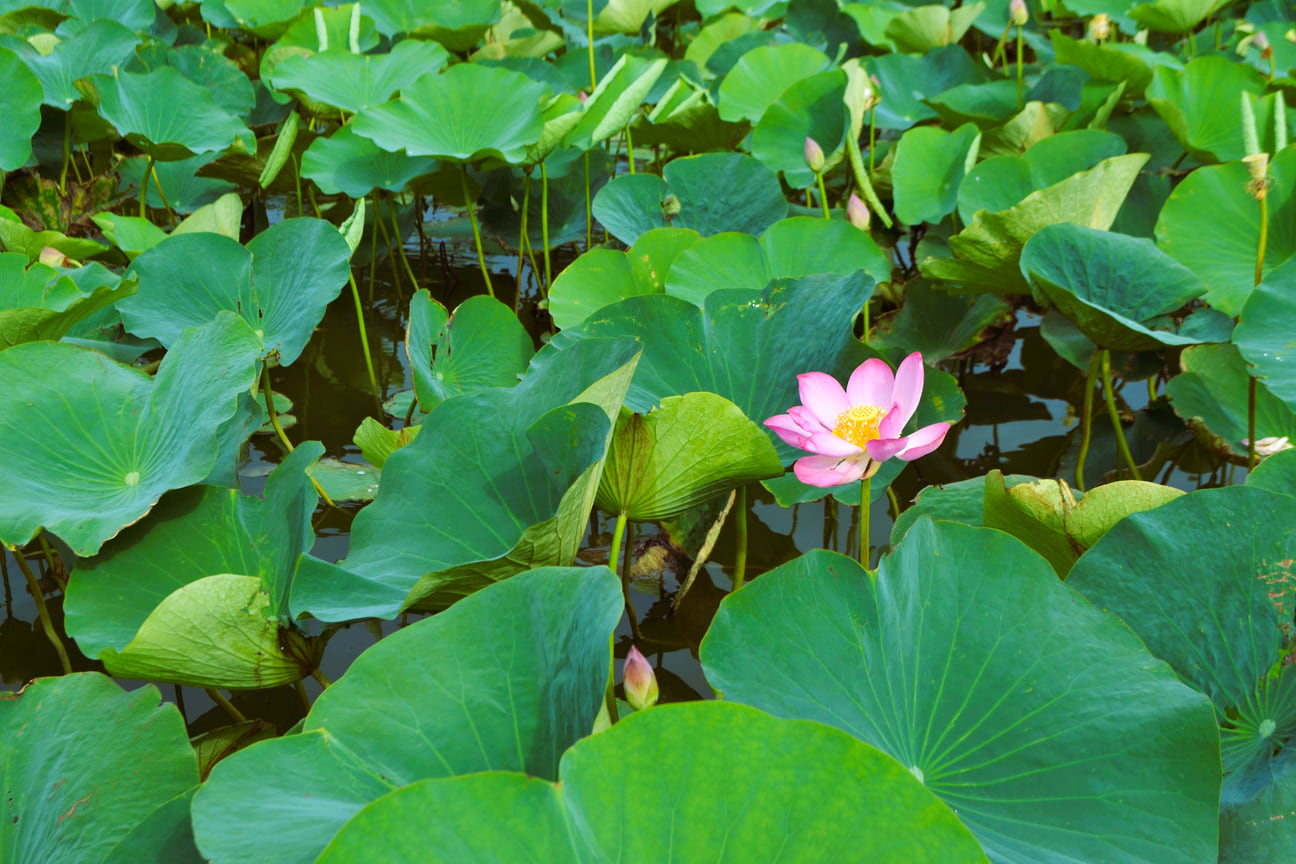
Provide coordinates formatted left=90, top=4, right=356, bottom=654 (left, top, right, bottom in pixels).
left=1, top=216, right=1234, bottom=733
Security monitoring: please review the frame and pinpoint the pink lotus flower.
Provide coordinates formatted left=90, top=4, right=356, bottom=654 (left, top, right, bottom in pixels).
left=766, top=352, right=951, bottom=487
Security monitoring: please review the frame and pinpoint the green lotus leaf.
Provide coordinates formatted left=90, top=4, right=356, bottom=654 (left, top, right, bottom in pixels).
left=563, top=53, right=667, bottom=150
left=1020, top=223, right=1229, bottom=350
left=1249, top=448, right=1296, bottom=499
left=957, top=129, right=1128, bottom=226
left=551, top=274, right=870, bottom=461
left=315, top=701, right=988, bottom=863
left=223, top=0, right=313, bottom=39
left=192, top=565, right=623, bottom=864
left=306, top=458, right=381, bottom=502
left=0, top=208, right=108, bottom=261
left=406, top=291, right=535, bottom=411
left=662, top=230, right=769, bottom=304
left=597, top=392, right=783, bottom=521
left=122, top=217, right=351, bottom=365
left=0, top=47, right=41, bottom=171
left=1147, top=57, right=1270, bottom=164
left=864, top=45, right=991, bottom=130
left=1068, top=486, right=1296, bottom=857
left=591, top=0, right=676, bottom=34
left=751, top=68, right=848, bottom=189
left=1049, top=31, right=1156, bottom=96
left=116, top=152, right=237, bottom=213
left=0, top=313, right=260, bottom=555
left=890, top=473, right=1039, bottom=543
left=925, top=80, right=1020, bottom=129
left=592, top=151, right=787, bottom=245
left=294, top=337, right=639, bottom=619
left=90, top=213, right=168, bottom=258
left=1167, top=344, right=1296, bottom=459
left=759, top=216, right=891, bottom=285
left=93, top=66, right=255, bottom=160
left=351, top=63, right=546, bottom=164
left=353, top=417, right=419, bottom=469
left=549, top=227, right=700, bottom=329
left=0, top=19, right=139, bottom=110
left=301, top=124, right=438, bottom=198
left=871, top=282, right=1011, bottom=363
left=1157, top=146, right=1296, bottom=316
left=66, top=442, right=328, bottom=682
left=0, top=674, right=201, bottom=864
left=58, top=0, right=157, bottom=31
left=923, top=153, right=1148, bottom=294
left=130, top=42, right=256, bottom=120
left=982, top=468, right=1182, bottom=576
left=702, top=519, right=1222, bottom=864
left=365, top=0, right=501, bottom=51
left=892, top=122, right=981, bottom=226
left=268, top=38, right=449, bottom=114
left=1130, top=0, right=1218, bottom=33
left=885, top=2, right=985, bottom=53
left=629, top=75, right=747, bottom=154
left=716, top=41, right=831, bottom=123
left=0, top=253, right=137, bottom=349
left=1236, top=257, right=1296, bottom=415
left=169, top=191, right=244, bottom=240
left=262, top=2, right=382, bottom=58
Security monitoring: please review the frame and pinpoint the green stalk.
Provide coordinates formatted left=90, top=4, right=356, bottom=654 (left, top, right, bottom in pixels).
left=1256, top=192, right=1269, bottom=287
left=139, top=154, right=155, bottom=217
left=368, top=190, right=380, bottom=305
left=460, top=165, right=495, bottom=298
left=731, top=485, right=748, bottom=591
left=59, top=114, right=72, bottom=195
left=541, top=161, right=553, bottom=293
left=1248, top=184, right=1268, bottom=470
left=348, top=271, right=382, bottom=413
left=205, top=689, right=247, bottom=723
left=373, top=193, right=402, bottom=300
left=625, top=123, right=636, bottom=175
left=1075, top=349, right=1100, bottom=491
left=1015, top=26, right=1024, bottom=110
left=886, top=485, right=900, bottom=520
left=1101, top=349, right=1141, bottom=480
left=517, top=173, right=531, bottom=309
left=815, top=172, right=830, bottom=219
left=15, top=548, right=71, bottom=674
left=867, top=105, right=877, bottom=174
left=587, top=0, right=596, bottom=92
left=293, top=154, right=303, bottom=218
left=609, top=511, right=639, bottom=637
left=260, top=365, right=337, bottom=506
left=389, top=195, right=420, bottom=290
left=859, top=477, right=871, bottom=568
left=1248, top=378, right=1258, bottom=470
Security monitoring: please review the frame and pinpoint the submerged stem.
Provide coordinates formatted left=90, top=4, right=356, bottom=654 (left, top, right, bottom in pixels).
left=15, top=548, right=71, bottom=674
left=731, top=485, right=748, bottom=591
left=460, top=165, right=495, bottom=298
left=1101, top=349, right=1142, bottom=480
left=1076, top=350, right=1100, bottom=491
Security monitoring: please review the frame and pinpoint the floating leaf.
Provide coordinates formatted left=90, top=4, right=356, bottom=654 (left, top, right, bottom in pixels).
left=702, top=519, right=1222, bottom=864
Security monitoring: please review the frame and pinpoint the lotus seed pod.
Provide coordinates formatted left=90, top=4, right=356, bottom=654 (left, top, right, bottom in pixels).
left=1009, top=0, right=1029, bottom=27
left=624, top=646, right=659, bottom=711
left=660, top=193, right=681, bottom=217
left=847, top=194, right=870, bottom=231
left=1089, top=13, right=1111, bottom=41
left=804, top=136, right=825, bottom=174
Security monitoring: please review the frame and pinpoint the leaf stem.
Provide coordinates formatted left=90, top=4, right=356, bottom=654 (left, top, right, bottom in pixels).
left=1248, top=377, right=1258, bottom=471
left=14, top=547, right=70, bottom=674
left=1101, top=349, right=1141, bottom=480
left=59, top=114, right=71, bottom=196
left=460, top=165, right=494, bottom=298
left=859, top=476, right=871, bottom=568
left=731, top=485, right=748, bottom=591
left=1075, top=349, right=1100, bottom=490
left=815, top=172, right=830, bottom=219
left=260, top=364, right=336, bottom=507
left=390, top=195, right=420, bottom=291
left=310, top=668, right=332, bottom=689
left=540, top=161, right=553, bottom=293
left=139, top=154, right=155, bottom=218
left=1015, top=26, right=1024, bottom=110
left=516, top=172, right=530, bottom=311
left=583, top=152, right=592, bottom=250
left=625, top=124, right=635, bottom=175
left=348, top=270, right=382, bottom=413
left=205, top=689, right=247, bottom=723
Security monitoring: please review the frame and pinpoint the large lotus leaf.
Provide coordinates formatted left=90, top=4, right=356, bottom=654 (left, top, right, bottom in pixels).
left=892, top=122, right=981, bottom=226
left=630, top=75, right=746, bottom=153
left=550, top=274, right=871, bottom=461
left=591, top=151, right=787, bottom=245
left=1237, top=257, right=1296, bottom=415
left=294, top=337, right=639, bottom=619
left=1157, top=147, right=1296, bottom=317
left=1249, top=449, right=1296, bottom=499
left=716, top=41, right=831, bottom=123
left=93, top=67, right=255, bottom=160
left=885, top=2, right=984, bottom=53
left=130, top=43, right=256, bottom=120
left=0, top=19, right=139, bottom=110
left=1220, top=748, right=1296, bottom=864
left=663, top=231, right=770, bottom=305
left=563, top=53, right=667, bottom=150
left=1068, top=486, right=1296, bottom=853
left=222, top=0, right=312, bottom=38
left=406, top=290, right=534, bottom=411
left=759, top=216, right=891, bottom=286
left=890, top=473, right=1038, bottom=543
left=701, top=520, right=1222, bottom=864
left=1147, top=57, right=1269, bottom=164
left=871, top=282, right=1011, bottom=363
left=0, top=254, right=137, bottom=349
left=315, top=702, right=988, bottom=864
left=47, top=0, right=156, bottom=32
left=0, top=313, right=260, bottom=555
left=300, top=124, right=438, bottom=197
left=957, top=129, right=1127, bottom=225
left=0, top=47, right=40, bottom=171
left=549, top=228, right=700, bottom=329
left=1020, top=223, right=1224, bottom=351
left=363, top=0, right=501, bottom=51
left=925, top=81, right=1021, bottom=130
left=122, top=218, right=351, bottom=365
left=0, top=674, right=201, bottom=864
left=268, top=38, right=449, bottom=113
left=1049, top=32, right=1155, bottom=96
left=1130, top=0, right=1219, bottom=33
left=192, top=565, right=622, bottom=864
left=1167, top=344, right=1296, bottom=459
left=750, top=68, right=848, bottom=189
left=597, top=392, right=783, bottom=521
left=922, top=153, right=1148, bottom=294
left=351, top=64, right=546, bottom=164
left=864, top=45, right=990, bottom=131
left=66, top=443, right=326, bottom=672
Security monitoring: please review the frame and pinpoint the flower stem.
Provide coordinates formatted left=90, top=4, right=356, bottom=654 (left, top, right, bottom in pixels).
left=887, top=485, right=900, bottom=520
left=1255, top=183, right=1268, bottom=287
left=731, top=485, right=748, bottom=591
left=15, top=547, right=71, bottom=674
left=1015, top=26, right=1024, bottom=111
left=859, top=477, right=871, bottom=568
left=460, top=165, right=494, bottom=298
left=1248, top=377, right=1258, bottom=471
left=1101, top=349, right=1141, bottom=480
left=609, top=510, right=639, bottom=637
left=815, top=172, right=830, bottom=219
left=540, top=161, right=553, bottom=293
left=625, top=124, right=635, bottom=175
left=516, top=172, right=530, bottom=310
left=587, top=0, right=596, bottom=92
left=139, top=154, right=154, bottom=218
left=1076, top=349, right=1100, bottom=491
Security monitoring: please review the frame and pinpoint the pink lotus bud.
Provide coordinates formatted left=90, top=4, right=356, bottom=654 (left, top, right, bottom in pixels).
left=1009, top=0, right=1029, bottom=26
left=803, top=136, right=825, bottom=174
left=38, top=246, right=70, bottom=268
left=847, top=194, right=870, bottom=231
left=623, top=645, right=658, bottom=711
left=1254, top=31, right=1272, bottom=59
left=578, top=91, right=588, bottom=104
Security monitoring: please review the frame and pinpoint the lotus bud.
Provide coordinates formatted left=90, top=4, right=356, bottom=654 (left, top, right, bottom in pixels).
left=623, top=646, right=658, bottom=711
left=1255, top=31, right=1272, bottom=59
left=847, top=193, right=870, bottom=231
left=804, top=136, right=825, bottom=174
left=1089, top=13, right=1111, bottom=41
left=38, top=246, right=70, bottom=268
left=578, top=91, right=588, bottom=104
left=660, top=193, right=681, bottom=218
left=1009, top=0, right=1029, bottom=27
left=1249, top=436, right=1294, bottom=459
left=1285, top=28, right=1296, bottom=45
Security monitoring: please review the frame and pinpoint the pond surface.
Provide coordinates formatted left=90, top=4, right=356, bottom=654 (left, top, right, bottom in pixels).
left=1, top=216, right=1237, bottom=731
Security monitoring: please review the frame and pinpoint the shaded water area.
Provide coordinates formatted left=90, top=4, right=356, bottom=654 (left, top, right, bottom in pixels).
left=1, top=208, right=1240, bottom=732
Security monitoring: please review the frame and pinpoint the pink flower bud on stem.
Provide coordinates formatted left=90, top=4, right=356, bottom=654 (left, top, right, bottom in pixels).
left=623, top=645, right=659, bottom=712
